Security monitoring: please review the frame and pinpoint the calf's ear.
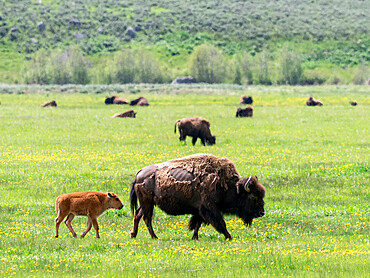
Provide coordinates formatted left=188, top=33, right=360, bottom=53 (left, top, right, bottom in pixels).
left=107, top=192, right=113, bottom=198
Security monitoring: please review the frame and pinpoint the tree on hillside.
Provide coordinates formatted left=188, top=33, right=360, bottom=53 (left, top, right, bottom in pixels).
left=279, top=48, right=303, bottom=85
left=189, top=44, right=226, bottom=83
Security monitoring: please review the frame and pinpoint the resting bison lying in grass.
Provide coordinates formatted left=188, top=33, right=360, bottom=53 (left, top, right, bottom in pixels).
left=112, top=109, right=137, bottom=118
left=55, top=191, right=123, bottom=238
left=175, top=117, right=216, bottom=146
left=236, top=105, right=253, bottom=117
left=130, top=97, right=149, bottom=106
left=42, top=100, right=57, bottom=107
left=306, top=96, right=323, bottom=106
left=350, top=101, right=357, bottom=106
left=105, top=96, right=129, bottom=105
left=240, top=95, right=253, bottom=105
left=130, top=154, right=265, bottom=240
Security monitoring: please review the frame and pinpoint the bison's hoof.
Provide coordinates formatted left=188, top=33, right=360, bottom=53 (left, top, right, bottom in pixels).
left=55, top=235, right=58, bottom=238
left=130, top=232, right=137, bottom=238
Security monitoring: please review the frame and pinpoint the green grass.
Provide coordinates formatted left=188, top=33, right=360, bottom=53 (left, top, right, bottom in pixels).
left=0, top=85, right=369, bottom=277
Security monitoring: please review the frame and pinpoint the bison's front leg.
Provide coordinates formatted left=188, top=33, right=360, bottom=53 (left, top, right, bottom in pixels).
left=199, top=205, right=232, bottom=240
left=130, top=207, right=143, bottom=238
left=191, top=136, right=198, bottom=145
left=90, top=216, right=100, bottom=239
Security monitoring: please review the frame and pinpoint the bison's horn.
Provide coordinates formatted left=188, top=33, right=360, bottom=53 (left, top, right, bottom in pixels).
left=244, top=176, right=252, bottom=192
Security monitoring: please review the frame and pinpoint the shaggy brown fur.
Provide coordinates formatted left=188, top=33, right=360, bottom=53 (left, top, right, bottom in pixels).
left=236, top=106, right=253, bottom=117
left=350, top=101, right=357, bottom=106
left=240, top=95, right=253, bottom=105
left=130, top=154, right=265, bottom=240
left=112, top=109, right=137, bottom=118
left=306, top=96, right=323, bottom=106
left=42, top=100, right=57, bottom=107
left=55, top=191, right=123, bottom=238
left=105, top=96, right=129, bottom=105
left=174, top=117, right=216, bottom=146
left=130, top=97, right=149, bottom=106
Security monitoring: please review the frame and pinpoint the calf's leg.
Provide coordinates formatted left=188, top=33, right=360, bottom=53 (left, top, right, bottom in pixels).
left=91, top=216, right=100, bottom=238
left=64, top=213, right=77, bottom=237
left=55, top=210, right=69, bottom=238
left=81, top=217, right=92, bottom=238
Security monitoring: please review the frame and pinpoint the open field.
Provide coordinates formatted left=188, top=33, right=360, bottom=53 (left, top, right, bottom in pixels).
left=0, top=85, right=369, bottom=277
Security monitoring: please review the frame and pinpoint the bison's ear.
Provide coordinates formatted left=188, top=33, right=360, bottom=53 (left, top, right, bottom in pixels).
left=107, top=192, right=113, bottom=198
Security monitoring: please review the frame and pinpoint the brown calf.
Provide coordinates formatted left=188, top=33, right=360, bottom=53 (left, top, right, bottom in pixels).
left=112, top=109, right=137, bottom=118
left=55, top=191, right=123, bottom=238
left=42, top=100, right=57, bottom=107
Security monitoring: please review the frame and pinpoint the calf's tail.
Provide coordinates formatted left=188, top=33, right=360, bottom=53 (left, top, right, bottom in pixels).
left=130, top=181, right=138, bottom=215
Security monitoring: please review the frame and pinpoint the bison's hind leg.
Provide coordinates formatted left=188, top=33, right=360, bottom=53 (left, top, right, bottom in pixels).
left=55, top=210, right=69, bottom=238
left=130, top=207, right=143, bottom=238
left=189, top=214, right=204, bottom=240
left=64, top=213, right=77, bottom=237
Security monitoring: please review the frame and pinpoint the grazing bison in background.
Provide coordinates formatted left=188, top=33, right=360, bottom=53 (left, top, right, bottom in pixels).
left=130, top=96, right=149, bottom=106
left=306, top=96, right=323, bottom=106
left=42, top=100, right=57, bottom=107
left=175, top=117, right=216, bottom=146
left=240, top=95, right=253, bottom=105
left=112, top=109, right=137, bottom=118
left=350, top=101, right=358, bottom=106
left=236, top=105, right=253, bottom=117
left=130, top=154, right=265, bottom=240
left=105, top=96, right=129, bottom=105
left=55, top=191, right=123, bottom=238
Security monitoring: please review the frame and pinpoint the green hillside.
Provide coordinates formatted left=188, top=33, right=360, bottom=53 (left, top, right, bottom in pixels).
left=0, top=0, right=369, bottom=84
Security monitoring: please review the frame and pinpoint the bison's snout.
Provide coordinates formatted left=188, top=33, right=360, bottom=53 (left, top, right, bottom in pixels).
left=255, top=210, right=264, bottom=218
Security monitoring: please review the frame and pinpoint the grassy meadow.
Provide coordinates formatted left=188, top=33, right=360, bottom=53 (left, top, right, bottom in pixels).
left=0, top=85, right=369, bottom=277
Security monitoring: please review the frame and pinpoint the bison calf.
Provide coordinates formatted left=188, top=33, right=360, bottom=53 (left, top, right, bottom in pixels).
left=130, top=97, right=149, bottom=106
left=236, top=106, right=253, bottom=117
left=112, top=109, right=137, bottom=118
left=175, top=117, right=216, bottom=146
left=55, top=191, right=123, bottom=238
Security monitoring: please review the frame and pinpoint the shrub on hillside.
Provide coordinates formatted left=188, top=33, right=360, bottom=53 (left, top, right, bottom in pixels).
left=256, top=49, right=272, bottom=85
left=189, top=44, right=226, bottom=83
left=353, top=62, right=369, bottom=85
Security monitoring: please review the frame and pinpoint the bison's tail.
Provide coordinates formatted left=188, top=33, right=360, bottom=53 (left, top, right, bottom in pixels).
left=130, top=181, right=138, bottom=216
left=174, top=120, right=179, bottom=133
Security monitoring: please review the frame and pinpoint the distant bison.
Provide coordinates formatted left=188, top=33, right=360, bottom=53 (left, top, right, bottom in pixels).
left=42, top=100, right=57, bottom=107
left=350, top=101, right=357, bottom=106
left=105, top=96, right=129, bottom=105
left=240, top=96, right=253, bottom=105
left=130, top=97, right=149, bottom=106
left=55, top=191, right=123, bottom=238
left=236, top=106, right=253, bottom=117
left=175, top=117, right=216, bottom=146
left=130, top=154, right=265, bottom=240
left=306, top=96, right=323, bottom=106
left=112, top=109, right=137, bottom=118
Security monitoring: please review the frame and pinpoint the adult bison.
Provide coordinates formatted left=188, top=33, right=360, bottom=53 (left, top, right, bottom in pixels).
left=175, top=117, right=216, bottom=146
left=236, top=105, right=253, bottom=117
left=240, top=95, right=253, bottom=105
left=130, top=154, right=265, bottom=240
left=130, top=97, right=149, bottom=106
left=42, top=100, right=57, bottom=107
left=105, top=96, right=129, bottom=105
left=306, top=96, right=323, bottom=106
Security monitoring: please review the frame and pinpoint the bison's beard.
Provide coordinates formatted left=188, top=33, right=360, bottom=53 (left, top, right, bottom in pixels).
left=237, top=211, right=254, bottom=226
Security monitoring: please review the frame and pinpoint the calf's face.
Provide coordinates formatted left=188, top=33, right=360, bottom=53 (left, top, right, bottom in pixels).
left=206, top=136, right=216, bottom=145
left=107, top=192, right=123, bottom=210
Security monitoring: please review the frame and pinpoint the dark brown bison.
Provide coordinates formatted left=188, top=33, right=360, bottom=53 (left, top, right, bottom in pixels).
left=130, top=154, right=265, bottom=240
left=240, top=96, right=253, bottom=105
left=112, top=109, right=137, bottom=118
left=130, top=97, right=149, bottom=106
left=306, top=96, right=323, bottom=106
left=105, top=96, right=129, bottom=105
left=175, top=117, right=216, bottom=146
left=42, top=100, right=57, bottom=107
left=236, top=105, right=253, bottom=117
left=350, top=101, right=357, bottom=106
